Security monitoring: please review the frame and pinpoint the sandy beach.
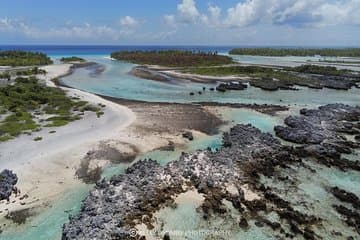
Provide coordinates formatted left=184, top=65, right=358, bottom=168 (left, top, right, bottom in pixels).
left=0, top=63, right=136, bottom=221
left=0, top=63, right=224, bottom=227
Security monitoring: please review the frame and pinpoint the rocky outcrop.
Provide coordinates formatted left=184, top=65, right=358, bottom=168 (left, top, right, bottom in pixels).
left=216, top=82, right=247, bottom=92
left=250, top=77, right=298, bottom=91
left=0, top=169, right=17, bottom=201
left=275, top=104, right=360, bottom=171
left=63, top=104, right=360, bottom=239
left=63, top=159, right=185, bottom=239
left=329, top=187, right=360, bottom=209
left=62, top=124, right=312, bottom=239
left=182, top=131, right=194, bottom=141
left=333, top=205, right=360, bottom=233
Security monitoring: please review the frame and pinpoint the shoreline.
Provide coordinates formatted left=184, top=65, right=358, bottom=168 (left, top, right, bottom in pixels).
left=62, top=104, right=360, bottom=240
left=128, top=64, right=360, bottom=91
left=0, top=63, right=136, bottom=226
left=0, top=62, right=231, bottom=234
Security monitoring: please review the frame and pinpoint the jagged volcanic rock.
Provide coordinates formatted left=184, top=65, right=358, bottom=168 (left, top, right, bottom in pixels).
left=275, top=104, right=360, bottom=171
left=0, top=169, right=18, bottom=200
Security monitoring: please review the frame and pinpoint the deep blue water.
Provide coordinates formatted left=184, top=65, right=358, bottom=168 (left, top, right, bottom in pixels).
left=0, top=45, right=235, bottom=56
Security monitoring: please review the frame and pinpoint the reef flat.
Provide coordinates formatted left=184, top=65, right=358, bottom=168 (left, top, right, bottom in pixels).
left=62, top=104, right=360, bottom=240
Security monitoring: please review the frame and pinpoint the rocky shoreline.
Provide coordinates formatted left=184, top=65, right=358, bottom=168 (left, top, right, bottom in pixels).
left=275, top=104, right=360, bottom=171
left=62, top=104, right=359, bottom=240
left=0, top=170, right=17, bottom=201
left=130, top=65, right=360, bottom=92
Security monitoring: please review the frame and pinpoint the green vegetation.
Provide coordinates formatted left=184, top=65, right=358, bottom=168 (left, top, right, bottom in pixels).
left=187, top=64, right=354, bottom=78
left=290, top=65, right=351, bottom=76
left=0, top=110, right=38, bottom=140
left=0, top=50, right=53, bottom=66
left=96, top=111, right=104, bottom=118
left=16, top=67, right=47, bottom=76
left=318, top=60, right=360, bottom=64
left=188, top=65, right=273, bottom=76
left=0, top=77, right=102, bottom=142
left=187, top=64, right=359, bottom=90
left=187, top=65, right=301, bottom=82
left=34, top=136, right=43, bottom=141
left=60, top=56, right=86, bottom=63
left=0, top=72, right=11, bottom=79
left=111, top=50, right=234, bottom=67
left=229, top=48, right=360, bottom=57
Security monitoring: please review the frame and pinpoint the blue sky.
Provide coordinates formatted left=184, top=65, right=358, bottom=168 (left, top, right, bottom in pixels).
left=0, top=0, right=359, bottom=46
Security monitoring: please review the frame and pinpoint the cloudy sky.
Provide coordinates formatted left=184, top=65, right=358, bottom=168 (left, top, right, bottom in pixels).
left=0, top=0, right=359, bottom=46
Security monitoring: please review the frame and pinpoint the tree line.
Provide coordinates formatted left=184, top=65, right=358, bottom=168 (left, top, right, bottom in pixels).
left=229, top=48, right=360, bottom=57
left=110, top=50, right=233, bottom=67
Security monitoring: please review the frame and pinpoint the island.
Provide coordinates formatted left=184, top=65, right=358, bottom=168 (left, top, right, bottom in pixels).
left=0, top=50, right=53, bottom=66
left=229, top=48, right=360, bottom=57
left=60, top=56, right=86, bottom=63
left=110, top=50, right=234, bottom=67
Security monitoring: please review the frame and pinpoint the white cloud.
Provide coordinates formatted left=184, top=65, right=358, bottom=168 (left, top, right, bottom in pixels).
left=164, top=14, right=176, bottom=27
left=204, top=5, right=221, bottom=26
left=208, top=5, right=221, bottom=21
left=318, top=0, right=360, bottom=26
left=120, top=16, right=138, bottom=27
left=224, top=0, right=266, bottom=27
left=0, top=18, right=13, bottom=30
left=0, top=18, right=130, bottom=41
left=223, top=0, right=360, bottom=28
left=177, top=0, right=199, bottom=23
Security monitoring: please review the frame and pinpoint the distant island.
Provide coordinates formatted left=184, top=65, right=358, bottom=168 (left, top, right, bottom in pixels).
left=0, top=50, right=53, bottom=66
left=60, top=56, right=86, bottom=63
left=229, top=48, right=360, bottom=57
left=110, top=50, right=234, bottom=67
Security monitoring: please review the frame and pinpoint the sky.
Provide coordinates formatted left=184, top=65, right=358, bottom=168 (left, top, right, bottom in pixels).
left=0, top=0, right=359, bottom=46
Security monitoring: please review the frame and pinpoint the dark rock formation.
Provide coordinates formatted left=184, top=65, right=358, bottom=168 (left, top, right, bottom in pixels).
left=239, top=217, right=249, bottom=229
left=250, top=77, right=298, bottom=91
left=333, top=205, right=360, bottom=233
left=0, top=169, right=18, bottom=200
left=182, top=131, right=194, bottom=141
left=329, top=186, right=360, bottom=209
left=275, top=104, right=360, bottom=171
left=63, top=103, right=360, bottom=239
left=62, top=124, right=311, bottom=239
left=216, top=82, right=247, bottom=92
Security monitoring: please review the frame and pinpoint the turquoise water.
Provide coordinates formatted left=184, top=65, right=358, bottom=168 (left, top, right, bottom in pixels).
left=1, top=184, right=90, bottom=240
left=228, top=54, right=360, bottom=71
left=2, top=51, right=360, bottom=239
left=152, top=197, right=276, bottom=240
left=60, top=56, right=360, bottom=106
left=1, top=107, right=281, bottom=240
left=259, top=155, right=360, bottom=239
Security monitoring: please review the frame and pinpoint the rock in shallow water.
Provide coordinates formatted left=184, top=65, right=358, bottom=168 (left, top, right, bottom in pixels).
left=62, top=104, right=360, bottom=239
left=275, top=104, right=360, bottom=171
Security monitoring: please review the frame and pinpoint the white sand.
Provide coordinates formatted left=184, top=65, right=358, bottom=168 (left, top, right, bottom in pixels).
left=0, top=64, right=136, bottom=216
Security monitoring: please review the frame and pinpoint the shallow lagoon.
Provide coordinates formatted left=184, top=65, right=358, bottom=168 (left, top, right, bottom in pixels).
left=1, top=107, right=283, bottom=240
left=61, top=56, right=360, bottom=107
left=2, top=53, right=360, bottom=240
